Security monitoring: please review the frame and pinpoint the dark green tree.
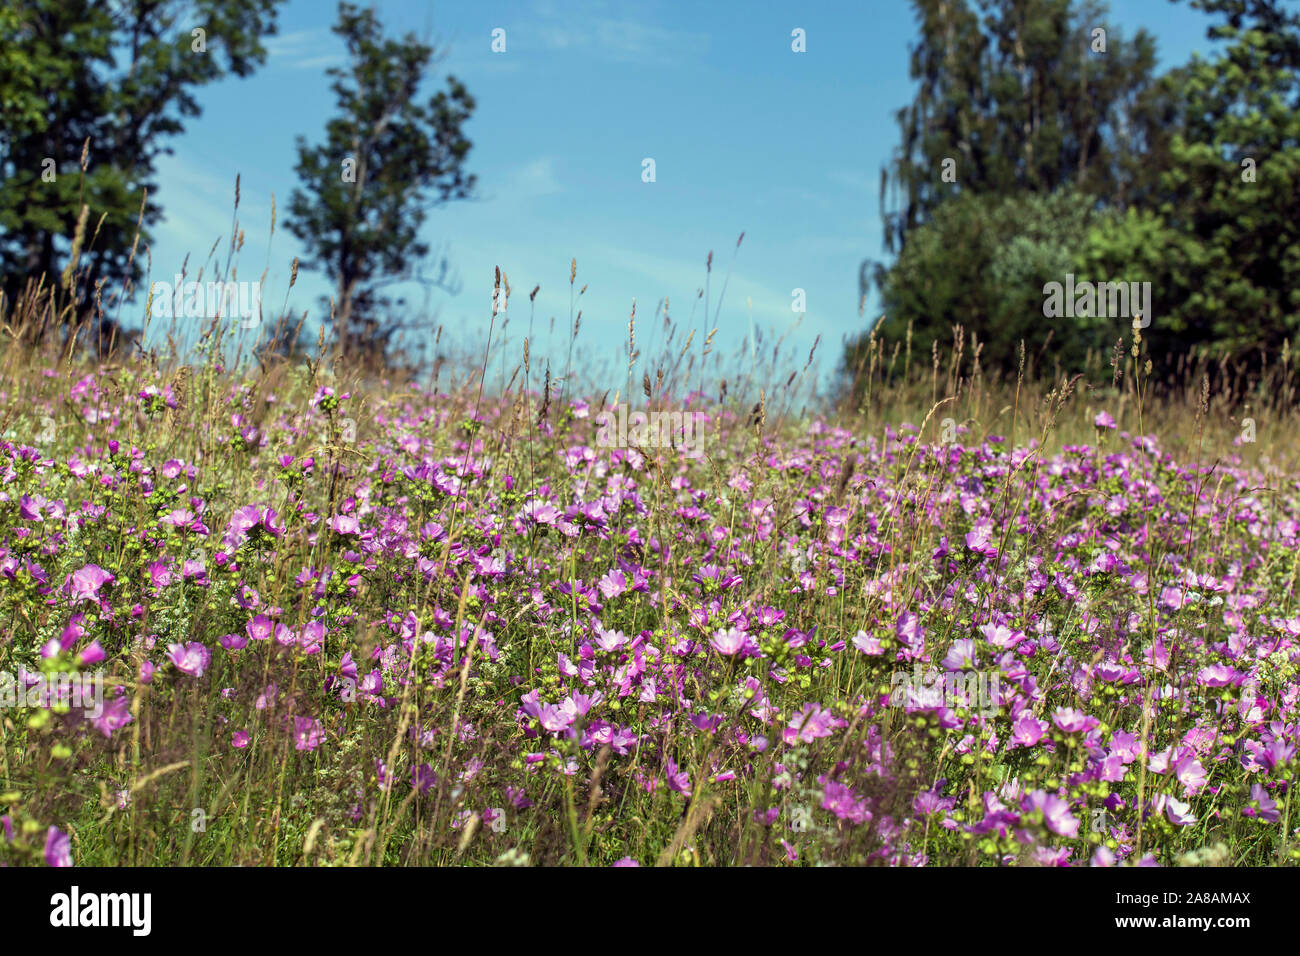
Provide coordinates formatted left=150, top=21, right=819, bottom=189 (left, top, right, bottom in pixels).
left=285, top=2, right=476, bottom=367
left=1081, top=0, right=1300, bottom=362
left=852, top=0, right=1300, bottom=383
left=853, top=0, right=1162, bottom=377
left=876, top=0, right=1159, bottom=256
left=0, top=0, right=284, bottom=345
left=851, top=188, right=1108, bottom=382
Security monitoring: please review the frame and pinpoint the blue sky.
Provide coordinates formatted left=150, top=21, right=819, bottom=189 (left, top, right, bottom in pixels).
left=148, top=0, right=1224, bottom=394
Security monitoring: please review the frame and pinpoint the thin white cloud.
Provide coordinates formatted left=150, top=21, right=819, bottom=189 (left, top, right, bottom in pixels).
left=263, top=28, right=327, bottom=57
left=499, top=157, right=563, bottom=200
left=525, top=1, right=709, bottom=64
left=146, top=156, right=282, bottom=291
left=825, top=169, right=876, bottom=194
left=590, top=18, right=708, bottom=62
left=291, top=54, right=346, bottom=70
left=264, top=28, right=343, bottom=71
left=598, top=244, right=801, bottom=333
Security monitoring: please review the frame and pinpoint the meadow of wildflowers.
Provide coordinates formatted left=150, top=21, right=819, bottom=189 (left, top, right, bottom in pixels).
left=0, top=323, right=1298, bottom=869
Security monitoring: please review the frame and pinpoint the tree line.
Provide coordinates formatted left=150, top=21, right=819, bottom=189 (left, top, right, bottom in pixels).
left=0, top=0, right=476, bottom=367
left=847, top=0, right=1300, bottom=386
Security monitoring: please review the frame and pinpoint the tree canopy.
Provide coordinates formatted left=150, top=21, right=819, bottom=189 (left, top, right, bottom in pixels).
left=851, top=0, right=1300, bottom=383
left=0, top=0, right=285, bottom=347
left=285, top=1, right=477, bottom=368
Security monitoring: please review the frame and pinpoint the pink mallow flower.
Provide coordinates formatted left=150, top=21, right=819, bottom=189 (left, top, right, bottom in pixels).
left=709, top=627, right=747, bottom=656
left=293, top=717, right=323, bottom=751
left=328, top=514, right=360, bottom=535
left=964, top=518, right=997, bottom=556
left=44, top=826, right=73, bottom=867
left=783, top=703, right=839, bottom=745
left=167, top=642, right=211, bottom=677
left=67, top=564, right=114, bottom=605
left=1021, top=790, right=1080, bottom=838
left=91, top=697, right=134, bottom=738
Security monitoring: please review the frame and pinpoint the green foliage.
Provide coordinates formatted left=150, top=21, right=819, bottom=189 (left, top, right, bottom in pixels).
left=0, top=0, right=284, bottom=338
left=876, top=0, right=1158, bottom=256
left=285, top=1, right=477, bottom=367
left=858, top=188, right=1106, bottom=378
left=1086, top=2, right=1300, bottom=358
left=852, top=0, right=1300, bottom=382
